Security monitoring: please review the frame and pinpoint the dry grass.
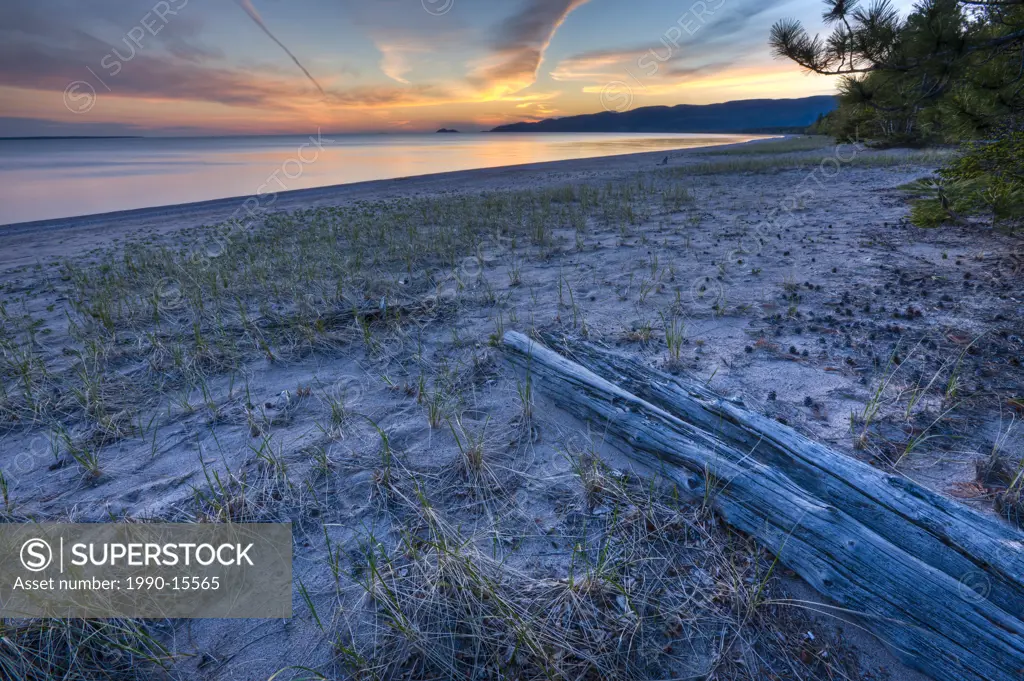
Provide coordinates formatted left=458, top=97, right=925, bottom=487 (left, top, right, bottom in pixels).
left=0, top=145, right=958, bottom=679
left=665, top=147, right=955, bottom=177
left=704, top=135, right=835, bottom=155
left=976, top=420, right=1024, bottom=525
left=0, top=618, right=169, bottom=681
left=0, top=184, right=651, bottom=440
left=337, top=446, right=855, bottom=681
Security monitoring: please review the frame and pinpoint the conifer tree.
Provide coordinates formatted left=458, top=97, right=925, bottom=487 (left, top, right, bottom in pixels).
left=770, top=0, right=1024, bottom=142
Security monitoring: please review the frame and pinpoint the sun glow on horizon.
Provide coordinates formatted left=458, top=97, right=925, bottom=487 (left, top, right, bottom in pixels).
left=0, top=0, right=882, bottom=136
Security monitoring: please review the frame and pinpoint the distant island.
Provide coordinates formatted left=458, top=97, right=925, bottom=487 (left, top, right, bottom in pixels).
left=436, top=128, right=460, bottom=133
left=490, top=96, right=836, bottom=134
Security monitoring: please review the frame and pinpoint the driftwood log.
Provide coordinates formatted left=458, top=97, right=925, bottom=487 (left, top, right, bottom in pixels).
left=502, top=330, right=1024, bottom=681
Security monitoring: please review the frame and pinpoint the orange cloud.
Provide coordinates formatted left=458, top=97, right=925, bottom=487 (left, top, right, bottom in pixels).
left=579, top=62, right=838, bottom=103
left=550, top=47, right=648, bottom=82
left=468, top=0, right=591, bottom=97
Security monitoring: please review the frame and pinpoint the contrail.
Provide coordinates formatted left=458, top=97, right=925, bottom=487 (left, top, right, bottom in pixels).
left=234, top=0, right=326, bottom=96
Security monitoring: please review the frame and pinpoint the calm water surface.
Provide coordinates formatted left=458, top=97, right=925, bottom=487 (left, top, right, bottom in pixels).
left=0, top=132, right=765, bottom=225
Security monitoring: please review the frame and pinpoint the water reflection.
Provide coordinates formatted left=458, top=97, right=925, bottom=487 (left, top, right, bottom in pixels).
left=0, top=132, right=767, bottom=225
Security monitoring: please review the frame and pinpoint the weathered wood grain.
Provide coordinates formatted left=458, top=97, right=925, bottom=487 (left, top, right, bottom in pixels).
left=538, top=332, right=1024, bottom=618
left=502, top=330, right=1024, bottom=681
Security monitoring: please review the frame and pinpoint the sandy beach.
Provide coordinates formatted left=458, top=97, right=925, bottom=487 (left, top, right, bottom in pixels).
left=2, top=136, right=1022, bottom=680
left=0, top=137, right=772, bottom=270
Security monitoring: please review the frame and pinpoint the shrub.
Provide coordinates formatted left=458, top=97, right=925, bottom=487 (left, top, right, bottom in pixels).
left=909, top=133, right=1024, bottom=229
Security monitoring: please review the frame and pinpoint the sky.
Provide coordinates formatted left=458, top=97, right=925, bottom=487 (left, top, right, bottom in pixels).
left=0, top=0, right=919, bottom=136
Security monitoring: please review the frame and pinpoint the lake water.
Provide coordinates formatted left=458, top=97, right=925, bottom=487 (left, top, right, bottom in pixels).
left=0, top=132, right=764, bottom=225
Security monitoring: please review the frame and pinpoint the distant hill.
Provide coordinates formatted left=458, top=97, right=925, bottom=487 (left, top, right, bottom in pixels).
left=490, top=96, right=837, bottom=134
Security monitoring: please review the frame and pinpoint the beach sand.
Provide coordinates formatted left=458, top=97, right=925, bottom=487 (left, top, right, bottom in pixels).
left=2, top=137, right=1021, bottom=680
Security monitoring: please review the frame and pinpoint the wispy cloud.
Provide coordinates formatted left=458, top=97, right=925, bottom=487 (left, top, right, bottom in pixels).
left=376, top=42, right=434, bottom=86
left=550, top=46, right=650, bottom=81
left=551, top=46, right=734, bottom=84
left=233, top=0, right=325, bottom=96
left=502, top=91, right=561, bottom=103
left=0, top=35, right=318, bottom=111
left=378, top=45, right=412, bottom=85
left=470, top=0, right=591, bottom=97
left=0, top=0, right=846, bottom=135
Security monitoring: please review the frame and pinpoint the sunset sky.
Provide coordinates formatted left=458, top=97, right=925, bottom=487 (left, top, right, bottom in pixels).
left=0, top=0, right=917, bottom=137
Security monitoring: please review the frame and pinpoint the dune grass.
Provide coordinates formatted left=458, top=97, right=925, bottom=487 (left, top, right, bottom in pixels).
left=665, top=147, right=955, bottom=177
left=336, top=442, right=850, bottom=680
left=0, top=147, right=954, bottom=679
left=704, top=135, right=834, bottom=155
left=0, top=618, right=169, bottom=681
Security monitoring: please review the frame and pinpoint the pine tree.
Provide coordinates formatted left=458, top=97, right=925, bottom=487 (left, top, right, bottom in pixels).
left=770, top=0, right=1024, bottom=143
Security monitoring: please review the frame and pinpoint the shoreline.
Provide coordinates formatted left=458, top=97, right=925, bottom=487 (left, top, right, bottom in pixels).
left=0, top=136, right=782, bottom=233
left=0, top=136, right=787, bottom=271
